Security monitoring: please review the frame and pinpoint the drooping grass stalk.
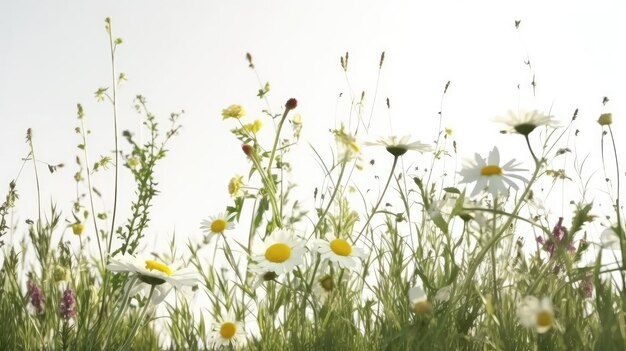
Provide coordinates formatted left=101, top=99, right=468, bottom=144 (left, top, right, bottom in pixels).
left=356, top=155, right=399, bottom=242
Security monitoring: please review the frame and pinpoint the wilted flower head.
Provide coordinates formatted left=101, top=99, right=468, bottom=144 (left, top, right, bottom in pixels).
left=222, top=104, right=246, bottom=119
left=495, top=109, right=558, bottom=136
left=228, top=175, right=244, bottom=197
left=241, top=144, right=254, bottom=158
left=59, top=287, right=77, bottom=320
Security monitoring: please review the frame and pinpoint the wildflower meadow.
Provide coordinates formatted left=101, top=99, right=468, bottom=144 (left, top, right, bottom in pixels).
left=2, top=13, right=626, bottom=351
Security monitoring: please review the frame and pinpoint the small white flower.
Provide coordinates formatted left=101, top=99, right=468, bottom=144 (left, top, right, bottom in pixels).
left=600, top=226, right=622, bottom=250
left=249, top=266, right=279, bottom=290
left=211, top=311, right=246, bottom=348
left=314, top=235, right=366, bottom=270
left=408, top=285, right=432, bottom=315
left=252, top=230, right=306, bottom=275
left=200, top=213, right=235, bottom=240
left=366, top=135, right=432, bottom=157
left=313, top=274, right=335, bottom=305
left=517, top=296, right=554, bottom=333
left=459, top=146, right=528, bottom=198
left=495, top=109, right=558, bottom=136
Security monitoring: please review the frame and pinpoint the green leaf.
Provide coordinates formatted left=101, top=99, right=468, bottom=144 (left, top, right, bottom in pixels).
left=443, top=187, right=460, bottom=194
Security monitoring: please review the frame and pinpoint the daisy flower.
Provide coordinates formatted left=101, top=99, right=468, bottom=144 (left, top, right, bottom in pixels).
left=106, top=254, right=198, bottom=289
left=211, top=311, right=246, bottom=348
left=252, top=230, right=306, bottom=275
left=517, top=296, right=555, bottom=333
left=458, top=146, right=528, bottom=198
left=495, top=109, right=558, bottom=136
left=408, top=285, right=432, bottom=315
left=313, top=274, right=335, bottom=305
left=200, top=213, right=235, bottom=240
left=314, top=235, right=366, bottom=270
left=365, top=135, right=432, bottom=157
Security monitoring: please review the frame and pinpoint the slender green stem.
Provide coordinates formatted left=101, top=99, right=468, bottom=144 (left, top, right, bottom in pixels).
left=267, top=109, right=290, bottom=181
left=310, top=162, right=347, bottom=238
left=491, top=198, right=498, bottom=302
left=106, top=19, right=120, bottom=257
left=356, top=155, right=399, bottom=242
left=79, top=116, right=104, bottom=266
left=118, top=285, right=155, bottom=351
left=525, top=134, right=539, bottom=164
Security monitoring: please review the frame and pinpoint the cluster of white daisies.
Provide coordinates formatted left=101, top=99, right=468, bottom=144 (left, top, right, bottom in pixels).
left=105, top=109, right=567, bottom=346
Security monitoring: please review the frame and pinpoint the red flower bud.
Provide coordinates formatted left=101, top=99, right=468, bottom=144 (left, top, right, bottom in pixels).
left=242, top=144, right=253, bottom=157
left=285, top=98, right=298, bottom=111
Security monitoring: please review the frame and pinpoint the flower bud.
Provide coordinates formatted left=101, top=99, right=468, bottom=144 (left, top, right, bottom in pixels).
left=598, top=113, right=613, bottom=126
left=242, top=144, right=253, bottom=158
left=285, top=98, right=298, bottom=111
left=72, top=222, right=85, bottom=235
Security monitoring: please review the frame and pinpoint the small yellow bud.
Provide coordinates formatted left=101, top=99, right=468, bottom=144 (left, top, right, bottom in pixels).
left=598, top=113, right=613, bottom=126
left=53, top=266, right=69, bottom=282
left=72, top=223, right=85, bottom=235
left=127, top=156, right=139, bottom=167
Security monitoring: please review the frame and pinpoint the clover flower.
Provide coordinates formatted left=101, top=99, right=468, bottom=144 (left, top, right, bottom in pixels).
left=59, top=287, right=77, bottom=320
left=27, top=279, right=45, bottom=314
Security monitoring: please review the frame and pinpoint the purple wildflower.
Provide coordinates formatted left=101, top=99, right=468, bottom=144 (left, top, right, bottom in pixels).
left=59, top=287, right=77, bottom=320
left=27, top=279, right=45, bottom=314
left=537, top=217, right=575, bottom=257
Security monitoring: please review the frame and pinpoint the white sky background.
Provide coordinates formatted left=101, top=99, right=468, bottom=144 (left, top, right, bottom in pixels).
left=1, top=1, right=625, bottom=258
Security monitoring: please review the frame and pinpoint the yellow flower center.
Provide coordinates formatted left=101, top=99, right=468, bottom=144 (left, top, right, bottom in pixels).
left=265, top=243, right=291, bottom=263
left=211, top=219, right=227, bottom=233
left=536, top=310, right=553, bottom=328
left=330, top=239, right=352, bottom=256
left=145, top=260, right=172, bottom=276
left=220, top=322, right=237, bottom=339
left=414, top=300, right=433, bottom=315
left=480, top=165, right=503, bottom=176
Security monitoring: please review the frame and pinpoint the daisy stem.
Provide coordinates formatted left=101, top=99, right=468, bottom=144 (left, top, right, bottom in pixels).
left=102, top=276, right=137, bottom=350
left=491, top=198, right=498, bottom=302
left=118, top=285, right=155, bottom=351
left=524, top=134, right=539, bottom=164
left=461, top=162, right=541, bottom=302
left=249, top=151, right=282, bottom=228
left=356, top=155, right=399, bottom=242
left=266, top=109, right=290, bottom=185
